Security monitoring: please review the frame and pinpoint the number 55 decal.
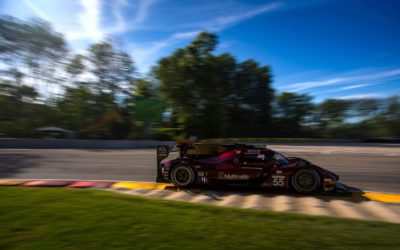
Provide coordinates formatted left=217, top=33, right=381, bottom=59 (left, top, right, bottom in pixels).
left=272, top=175, right=286, bottom=187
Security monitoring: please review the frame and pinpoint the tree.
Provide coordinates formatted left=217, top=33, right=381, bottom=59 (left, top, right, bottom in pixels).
left=134, top=78, right=156, bottom=98
left=87, top=42, right=135, bottom=97
left=379, top=96, right=400, bottom=137
left=57, top=86, right=98, bottom=131
left=318, top=99, right=350, bottom=128
left=274, top=92, right=314, bottom=135
left=0, top=79, right=59, bottom=137
left=154, top=32, right=274, bottom=138
left=66, top=54, right=85, bottom=83
left=0, top=16, right=67, bottom=96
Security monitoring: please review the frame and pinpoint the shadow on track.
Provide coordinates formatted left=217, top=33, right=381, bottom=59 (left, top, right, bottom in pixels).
left=0, top=153, right=41, bottom=178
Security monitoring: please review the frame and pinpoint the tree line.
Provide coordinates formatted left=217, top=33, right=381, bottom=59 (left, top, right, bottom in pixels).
left=0, top=16, right=398, bottom=140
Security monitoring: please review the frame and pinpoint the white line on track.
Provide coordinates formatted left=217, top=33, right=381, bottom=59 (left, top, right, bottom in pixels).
left=385, top=153, right=399, bottom=156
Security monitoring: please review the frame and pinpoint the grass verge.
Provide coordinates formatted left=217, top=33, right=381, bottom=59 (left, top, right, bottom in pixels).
left=1, top=187, right=399, bottom=249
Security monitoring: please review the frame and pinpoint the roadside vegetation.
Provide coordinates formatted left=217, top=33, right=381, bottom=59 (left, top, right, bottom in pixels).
left=1, top=16, right=399, bottom=140
left=0, top=187, right=399, bottom=249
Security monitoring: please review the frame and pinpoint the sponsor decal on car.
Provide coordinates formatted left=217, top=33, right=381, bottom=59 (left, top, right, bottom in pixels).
left=217, top=172, right=250, bottom=180
left=157, top=146, right=169, bottom=158
left=199, top=176, right=208, bottom=184
left=244, top=149, right=260, bottom=154
left=257, top=154, right=265, bottom=160
left=272, top=175, right=286, bottom=187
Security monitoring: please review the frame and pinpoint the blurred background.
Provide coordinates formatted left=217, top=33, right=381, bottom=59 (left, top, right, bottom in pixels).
left=0, top=3, right=399, bottom=247
left=0, top=0, right=399, bottom=141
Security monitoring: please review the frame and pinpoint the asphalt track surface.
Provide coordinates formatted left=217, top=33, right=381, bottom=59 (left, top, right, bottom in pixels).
left=0, top=145, right=399, bottom=193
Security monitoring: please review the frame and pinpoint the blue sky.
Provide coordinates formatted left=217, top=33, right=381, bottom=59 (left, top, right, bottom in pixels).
left=1, top=0, right=399, bottom=102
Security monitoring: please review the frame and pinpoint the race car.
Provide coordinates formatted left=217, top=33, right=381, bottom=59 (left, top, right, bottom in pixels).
left=156, top=143, right=339, bottom=193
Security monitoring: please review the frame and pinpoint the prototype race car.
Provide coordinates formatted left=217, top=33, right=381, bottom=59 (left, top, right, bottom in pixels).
left=156, top=143, right=339, bottom=193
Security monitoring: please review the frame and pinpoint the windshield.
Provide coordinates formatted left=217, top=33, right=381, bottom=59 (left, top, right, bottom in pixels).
left=273, top=151, right=289, bottom=165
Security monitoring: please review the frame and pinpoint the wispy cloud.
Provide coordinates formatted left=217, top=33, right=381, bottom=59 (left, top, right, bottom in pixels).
left=131, top=1, right=283, bottom=72
left=339, top=83, right=374, bottom=91
left=321, top=83, right=377, bottom=94
left=78, top=0, right=102, bottom=41
left=105, top=0, right=157, bottom=35
left=21, top=0, right=283, bottom=72
left=336, top=93, right=386, bottom=100
left=60, top=0, right=157, bottom=42
left=21, top=0, right=91, bottom=42
left=129, top=0, right=157, bottom=26
left=209, top=2, right=283, bottom=31
left=129, top=30, right=202, bottom=72
left=23, top=0, right=50, bottom=20
left=285, top=69, right=400, bottom=92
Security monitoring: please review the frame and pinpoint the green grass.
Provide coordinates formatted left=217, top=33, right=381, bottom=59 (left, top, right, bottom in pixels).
left=0, top=187, right=399, bottom=250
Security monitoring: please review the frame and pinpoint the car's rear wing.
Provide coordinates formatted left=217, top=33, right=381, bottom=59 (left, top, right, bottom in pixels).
left=156, top=145, right=170, bottom=183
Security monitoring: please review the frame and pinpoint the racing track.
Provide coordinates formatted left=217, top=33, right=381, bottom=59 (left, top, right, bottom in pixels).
left=0, top=144, right=399, bottom=193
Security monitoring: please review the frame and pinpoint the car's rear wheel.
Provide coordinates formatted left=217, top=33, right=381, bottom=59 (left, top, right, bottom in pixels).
left=291, top=168, right=321, bottom=193
left=170, top=164, right=195, bottom=188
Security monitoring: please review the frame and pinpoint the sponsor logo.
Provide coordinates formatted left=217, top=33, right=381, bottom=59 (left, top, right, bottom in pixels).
left=272, top=175, right=286, bottom=186
left=244, top=149, right=260, bottom=154
left=218, top=172, right=250, bottom=180
left=157, top=146, right=169, bottom=157
left=256, top=154, right=265, bottom=160
left=186, top=145, right=198, bottom=155
left=199, top=176, right=208, bottom=184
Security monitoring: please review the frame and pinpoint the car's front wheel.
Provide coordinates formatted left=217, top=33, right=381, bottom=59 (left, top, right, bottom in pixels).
left=170, top=164, right=195, bottom=188
left=291, top=168, right=321, bottom=193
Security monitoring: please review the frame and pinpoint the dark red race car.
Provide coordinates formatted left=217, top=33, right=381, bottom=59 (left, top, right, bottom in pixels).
left=156, top=143, right=339, bottom=193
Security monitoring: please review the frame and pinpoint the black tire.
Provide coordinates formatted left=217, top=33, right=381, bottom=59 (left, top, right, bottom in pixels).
left=170, top=164, right=195, bottom=188
left=291, top=168, right=321, bottom=193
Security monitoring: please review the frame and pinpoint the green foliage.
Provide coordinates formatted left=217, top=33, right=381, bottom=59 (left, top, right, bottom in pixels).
left=0, top=82, right=59, bottom=137
left=134, top=78, right=156, bottom=98
left=0, top=16, right=398, bottom=140
left=318, top=99, right=351, bottom=127
left=153, top=127, right=186, bottom=140
left=57, top=86, right=100, bottom=131
left=133, top=98, right=166, bottom=122
left=1, top=187, right=399, bottom=249
left=274, top=92, right=314, bottom=135
left=66, top=54, right=85, bottom=80
left=154, top=32, right=274, bottom=138
left=0, top=16, right=67, bottom=89
left=87, top=42, right=135, bottom=96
